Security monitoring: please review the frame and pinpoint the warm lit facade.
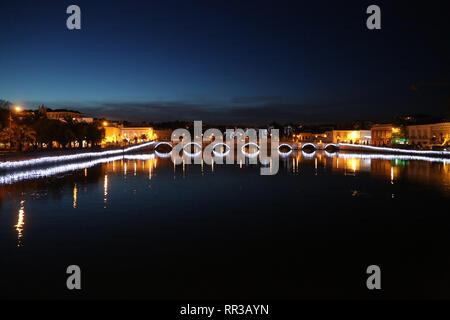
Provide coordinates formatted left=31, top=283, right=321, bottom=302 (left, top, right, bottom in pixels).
left=296, top=133, right=313, bottom=141
left=103, top=125, right=157, bottom=144
left=407, top=122, right=450, bottom=147
left=294, top=132, right=328, bottom=142
left=371, top=124, right=400, bottom=146
left=327, top=130, right=371, bottom=144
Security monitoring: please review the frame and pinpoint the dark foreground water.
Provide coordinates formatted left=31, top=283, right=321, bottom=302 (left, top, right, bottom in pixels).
left=1, top=151, right=450, bottom=299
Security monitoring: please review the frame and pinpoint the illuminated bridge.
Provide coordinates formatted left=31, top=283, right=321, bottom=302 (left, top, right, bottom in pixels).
left=153, top=141, right=339, bottom=156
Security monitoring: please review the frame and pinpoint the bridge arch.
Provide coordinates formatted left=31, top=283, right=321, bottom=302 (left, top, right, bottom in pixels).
left=212, top=143, right=231, bottom=157
left=241, top=142, right=260, bottom=157
left=301, top=143, right=317, bottom=150
left=154, top=142, right=173, bottom=158
left=155, top=142, right=173, bottom=149
left=324, top=143, right=339, bottom=150
left=278, top=143, right=293, bottom=156
left=183, top=142, right=202, bottom=157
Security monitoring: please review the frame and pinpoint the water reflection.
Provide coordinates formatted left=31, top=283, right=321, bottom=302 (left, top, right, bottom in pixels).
left=15, top=200, right=25, bottom=247
left=2, top=150, right=450, bottom=299
left=104, top=175, right=108, bottom=208
left=73, top=184, right=77, bottom=208
left=0, top=150, right=449, bottom=254
left=0, top=151, right=449, bottom=195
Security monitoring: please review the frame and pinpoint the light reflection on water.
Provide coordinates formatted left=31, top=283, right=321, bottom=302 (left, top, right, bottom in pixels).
left=1, top=150, right=450, bottom=298
left=0, top=151, right=449, bottom=187
left=1, top=151, right=450, bottom=248
left=14, top=200, right=25, bottom=247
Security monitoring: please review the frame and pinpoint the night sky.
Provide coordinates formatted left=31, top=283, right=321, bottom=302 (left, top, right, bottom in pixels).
left=0, top=0, right=449, bottom=124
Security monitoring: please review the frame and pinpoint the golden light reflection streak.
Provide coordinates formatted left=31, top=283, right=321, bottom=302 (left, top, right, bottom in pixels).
left=148, top=159, right=152, bottom=180
left=73, top=184, right=77, bottom=208
left=15, top=200, right=25, bottom=247
left=351, top=159, right=357, bottom=172
left=104, top=174, right=108, bottom=208
left=391, top=167, right=394, bottom=184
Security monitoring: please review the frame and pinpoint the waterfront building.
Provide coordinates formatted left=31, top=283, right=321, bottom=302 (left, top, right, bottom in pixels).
left=296, top=133, right=313, bottom=141
left=371, top=124, right=404, bottom=146
left=406, top=122, right=450, bottom=147
left=326, top=130, right=371, bottom=144
left=295, top=132, right=328, bottom=143
left=103, top=124, right=157, bottom=144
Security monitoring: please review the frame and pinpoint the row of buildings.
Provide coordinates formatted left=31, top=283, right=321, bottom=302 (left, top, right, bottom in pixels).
left=295, top=130, right=372, bottom=145
left=102, top=121, right=450, bottom=148
left=11, top=106, right=450, bottom=149
left=370, top=122, right=450, bottom=147
left=103, top=123, right=172, bottom=144
left=292, top=122, right=450, bottom=148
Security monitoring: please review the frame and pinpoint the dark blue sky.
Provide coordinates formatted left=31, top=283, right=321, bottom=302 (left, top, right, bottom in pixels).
left=0, top=0, right=449, bottom=124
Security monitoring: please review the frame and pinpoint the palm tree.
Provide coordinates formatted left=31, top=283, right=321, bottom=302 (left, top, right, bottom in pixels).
left=0, top=127, right=13, bottom=148
left=15, top=125, right=37, bottom=150
left=0, top=124, right=36, bottom=150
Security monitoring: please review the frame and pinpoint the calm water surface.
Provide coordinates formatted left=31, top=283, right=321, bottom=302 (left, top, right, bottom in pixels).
left=1, top=151, right=450, bottom=299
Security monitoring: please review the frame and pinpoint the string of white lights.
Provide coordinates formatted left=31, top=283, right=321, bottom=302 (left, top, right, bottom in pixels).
left=0, top=141, right=155, bottom=170
left=0, top=153, right=160, bottom=185
left=211, top=143, right=231, bottom=157
left=278, top=143, right=293, bottom=156
left=338, top=143, right=450, bottom=156
left=241, top=142, right=260, bottom=157
left=336, top=152, right=450, bottom=164
left=182, top=142, right=203, bottom=157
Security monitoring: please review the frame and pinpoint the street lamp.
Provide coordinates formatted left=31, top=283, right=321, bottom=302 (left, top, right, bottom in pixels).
left=9, top=105, right=22, bottom=128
